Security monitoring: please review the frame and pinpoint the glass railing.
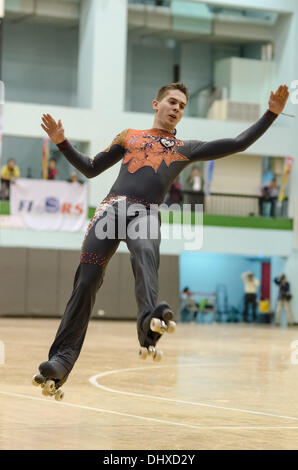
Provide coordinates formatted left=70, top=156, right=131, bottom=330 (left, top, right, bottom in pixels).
left=128, top=0, right=279, bottom=25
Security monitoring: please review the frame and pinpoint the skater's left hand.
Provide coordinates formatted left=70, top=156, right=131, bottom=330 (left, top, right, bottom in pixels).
left=268, top=85, right=289, bottom=114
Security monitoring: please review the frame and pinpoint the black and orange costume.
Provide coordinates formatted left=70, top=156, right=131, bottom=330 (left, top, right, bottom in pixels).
left=41, top=110, right=278, bottom=381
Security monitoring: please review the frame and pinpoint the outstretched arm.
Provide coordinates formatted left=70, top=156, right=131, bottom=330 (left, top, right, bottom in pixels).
left=41, top=114, right=126, bottom=178
left=189, top=85, right=289, bottom=162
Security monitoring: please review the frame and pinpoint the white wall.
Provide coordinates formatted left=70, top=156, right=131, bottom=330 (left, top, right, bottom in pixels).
left=0, top=223, right=293, bottom=258
left=211, top=153, right=262, bottom=195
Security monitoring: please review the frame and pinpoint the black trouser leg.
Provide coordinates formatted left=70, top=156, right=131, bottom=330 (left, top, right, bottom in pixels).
left=243, top=295, right=249, bottom=321
left=126, top=211, right=162, bottom=344
left=127, top=237, right=161, bottom=329
left=244, top=294, right=256, bottom=322
left=48, top=208, right=120, bottom=373
left=252, top=294, right=257, bottom=321
left=48, top=263, right=104, bottom=371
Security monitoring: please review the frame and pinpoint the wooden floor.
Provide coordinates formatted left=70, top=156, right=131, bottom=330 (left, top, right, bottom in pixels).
left=0, top=317, right=298, bottom=450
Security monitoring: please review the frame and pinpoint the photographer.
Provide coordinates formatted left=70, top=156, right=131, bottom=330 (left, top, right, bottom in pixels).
left=274, top=275, right=294, bottom=326
left=241, top=271, right=259, bottom=322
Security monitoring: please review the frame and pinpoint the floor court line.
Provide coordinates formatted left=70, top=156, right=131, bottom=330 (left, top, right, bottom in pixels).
left=1, top=391, right=298, bottom=432
left=89, top=364, right=298, bottom=423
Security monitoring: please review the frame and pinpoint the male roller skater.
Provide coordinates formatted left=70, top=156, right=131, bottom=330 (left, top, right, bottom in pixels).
left=33, top=82, right=289, bottom=399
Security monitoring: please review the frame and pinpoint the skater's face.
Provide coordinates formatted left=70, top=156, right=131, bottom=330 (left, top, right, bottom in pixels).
left=152, top=89, right=187, bottom=131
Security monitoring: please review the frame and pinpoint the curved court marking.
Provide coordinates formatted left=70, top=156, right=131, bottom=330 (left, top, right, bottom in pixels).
left=89, top=364, right=298, bottom=422
left=1, top=391, right=298, bottom=432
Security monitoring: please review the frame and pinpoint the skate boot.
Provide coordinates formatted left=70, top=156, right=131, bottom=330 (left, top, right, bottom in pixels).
left=32, top=359, right=69, bottom=401
left=138, top=301, right=176, bottom=362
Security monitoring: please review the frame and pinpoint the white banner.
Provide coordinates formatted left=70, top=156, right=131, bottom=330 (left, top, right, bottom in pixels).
left=10, top=178, right=88, bottom=232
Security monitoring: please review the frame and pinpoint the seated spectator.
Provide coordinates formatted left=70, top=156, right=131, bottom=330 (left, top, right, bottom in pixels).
left=1, top=158, right=20, bottom=200
left=68, top=172, right=78, bottom=183
left=48, top=158, right=58, bottom=180
left=68, top=171, right=83, bottom=184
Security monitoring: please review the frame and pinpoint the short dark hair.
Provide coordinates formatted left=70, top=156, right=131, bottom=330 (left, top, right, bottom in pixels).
left=156, top=82, right=189, bottom=102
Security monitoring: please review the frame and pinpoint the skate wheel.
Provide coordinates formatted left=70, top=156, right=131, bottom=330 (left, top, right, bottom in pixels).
left=44, top=380, right=55, bottom=394
left=55, top=389, right=65, bottom=401
left=32, top=374, right=44, bottom=386
left=167, top=321, right=176, bottom=334
left=42, top=388, right=50, bottom=397
left=153, top=350, right=163, bottom=362
left=162, top=308, right=173, bottom=322
left=150, top=318, right=162, bottom=333
left=139, top=347, right=148, bottom=360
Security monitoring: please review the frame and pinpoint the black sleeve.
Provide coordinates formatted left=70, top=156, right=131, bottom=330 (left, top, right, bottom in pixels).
left=56, top=130, right=128, bottom=178
left=188, top=110, right=278, bottom=162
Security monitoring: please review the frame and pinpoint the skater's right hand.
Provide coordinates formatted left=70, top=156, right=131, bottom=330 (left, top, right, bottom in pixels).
left=41, top=114, right=66, bottom=145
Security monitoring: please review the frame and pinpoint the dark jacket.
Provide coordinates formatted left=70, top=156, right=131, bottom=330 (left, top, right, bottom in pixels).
left=274, top=277, right=291, bottom=300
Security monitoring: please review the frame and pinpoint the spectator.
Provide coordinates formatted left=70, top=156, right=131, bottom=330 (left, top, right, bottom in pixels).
left=68, top=171, right=83, bottom=184
left=189, top=166, right=203, bottom=192
left=68, top=172, right=78, bottom=183
left=188, top=166, right=205, bottom=209
left=180, top=287, right=197, bottom=322
left=164, top=176, right=183, bottom=207
left=268, top=178, right=279, bottom=216
left=48, top=158, right=58, bottom=180
left=258, top=177, right=279, bottom=217
left=1, top=158, right=20, bottom=200
left=241, top=271, right=259, bottom=322
left=274, top=275, right=294, bottom=326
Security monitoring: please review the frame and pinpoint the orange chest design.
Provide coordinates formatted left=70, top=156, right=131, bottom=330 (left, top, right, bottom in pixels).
left=123, top=131, right=188, bottom=174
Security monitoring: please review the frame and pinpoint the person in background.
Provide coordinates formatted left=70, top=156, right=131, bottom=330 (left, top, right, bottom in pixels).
left=68, top=171, right=84, bottom=184
left=268, top=178, right=279, bottom=217
left=258, top=177, right=279, bottom=217
left=274, top=274, right=294, bottom=326
left=164, top=176, right=183, bottom=207
left=180, top=287, right=197, bottom=322
left=48, top=158, right=58, bottom=180
left=241, top=271, right=259, bottom=322
left=0, top=158, right=20, bottom=200
left=68, top=172, right=78, bottom=183
left=188, top=166, right=204, bottom=209
left=189, top=166, right=203, bottom=192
